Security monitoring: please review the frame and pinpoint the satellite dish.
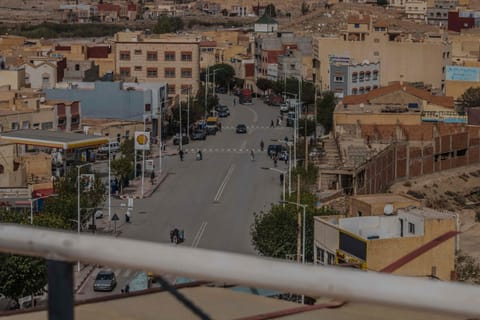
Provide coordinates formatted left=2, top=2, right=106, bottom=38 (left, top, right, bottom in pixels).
left=384, top=204, right=394, bottom=215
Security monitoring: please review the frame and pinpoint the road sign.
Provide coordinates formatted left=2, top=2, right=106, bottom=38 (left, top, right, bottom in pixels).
left=111, top=213, right=119, bottom=221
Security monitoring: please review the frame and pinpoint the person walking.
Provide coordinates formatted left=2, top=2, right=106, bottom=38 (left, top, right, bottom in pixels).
left=260, top=140, right=264, bottom=151
left=250, top=149, right=255, bottom=161
left=270, top=120, right=275, bottom=128
left=179, top=149, right=184, bottom=161
left=233, top=98, right=236, bottom=106
left=273, top=156, right=278, bottom=168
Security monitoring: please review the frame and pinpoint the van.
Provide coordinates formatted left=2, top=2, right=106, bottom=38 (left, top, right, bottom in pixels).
left=98, top=141, right=120, bottom=154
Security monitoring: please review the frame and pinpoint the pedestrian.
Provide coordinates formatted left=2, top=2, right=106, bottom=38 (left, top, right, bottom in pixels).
left=260, top=140, right=264, bottom=151
left=273, top=157, right=278, bottom=167
left=218, top=122, right=222, bottom=132
left=270, top=120, right=275, bottom=128
left=179, top=149, right=184, bottom=161
left=125, top=209, right=131, bottom=223
left=170, top=229, right=174, bottom=243
left=277, top=118, right=281, bottom=126
left=233, top=98, right=236, bottom=106
left=250, top=149, right=255, bottom=161
left=280, top=173, right=284, bottom=185
left=124, top=284, right=130, bottom=293
left=150, top=171, right=155, bottom=184
left=179, top=229, right=185, bottom=243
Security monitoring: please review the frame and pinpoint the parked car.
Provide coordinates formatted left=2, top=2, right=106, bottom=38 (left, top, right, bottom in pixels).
left=173, top=134, right=189, bottom=145
left=93, top=270, right=117, bottom=292
left=218, top=110, right=229, bottom=118
left=190, top=130, right=207, bottom=140
left=280, top=103, right=289, bottom=113
left=236, top=124, right=247, bottom=134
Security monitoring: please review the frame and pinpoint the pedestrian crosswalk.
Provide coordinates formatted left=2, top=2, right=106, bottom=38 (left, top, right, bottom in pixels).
left=222, top=125, right=284, bottom=130
left=180, top=148, right=265, bottom=154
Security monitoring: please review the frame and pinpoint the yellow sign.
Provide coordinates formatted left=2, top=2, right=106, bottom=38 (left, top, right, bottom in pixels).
left=134, top=131, right=150, bottom=151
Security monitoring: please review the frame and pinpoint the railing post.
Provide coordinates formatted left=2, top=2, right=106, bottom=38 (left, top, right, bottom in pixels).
left=47, top=260, right=74, bottom=320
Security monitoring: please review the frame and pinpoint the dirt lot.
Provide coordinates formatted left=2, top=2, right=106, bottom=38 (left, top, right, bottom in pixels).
left=389, top=164, right=480, bottom=259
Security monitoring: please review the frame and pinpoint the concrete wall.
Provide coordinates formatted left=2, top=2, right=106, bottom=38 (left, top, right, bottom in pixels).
left=366, top=217, right=455, bottom=280
left=0, top=69, right=25, bottom=90
left=314, top=34, right=450, bottom=91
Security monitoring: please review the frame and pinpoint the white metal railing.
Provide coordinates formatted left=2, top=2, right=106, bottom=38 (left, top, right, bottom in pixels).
left=0, top=224, right=480, bottom=316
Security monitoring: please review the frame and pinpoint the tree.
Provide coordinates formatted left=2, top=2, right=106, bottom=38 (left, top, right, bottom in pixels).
left=43, top=167, right=106, bottom=228
left=152, top=16, right=184, bottom=34
left=317, top=91, right=337, bottom=134
left=208, top=64, right=235, bottom=90
left=377, top=0, right=388, bottom=6
left=456, top=252, right=480, bottom=283
left=256, top=78, right=274, bottom=95
left=301, top=1, right=309, bottom=15
left=0, top=210, right=68, bottom=306
left=111, top=156, right=134, bottom=194
left=458, top=87, right=480, bottom=112
left=265, top=4, right=277, bottom=17
left=250, top=192, right=336, bottom=262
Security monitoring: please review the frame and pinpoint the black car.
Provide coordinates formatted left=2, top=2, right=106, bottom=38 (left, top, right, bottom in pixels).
left=215, top=105, right=230, bottom=116
left=267, top=144, right=285, bottom=157
left=236, top=124, right=247, bottom=134
left=206, top=126, right=217, bottom=135
left=173, top=134, right=190, bottom=145
left=190, top=130, right=207, bottom=140
left=218, top=110, right=229, bottom=118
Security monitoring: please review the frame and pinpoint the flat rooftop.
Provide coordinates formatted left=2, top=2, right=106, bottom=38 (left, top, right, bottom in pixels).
left=352, top=193, right=418, bottom=204
left=0, top=129, right=108, bottom=150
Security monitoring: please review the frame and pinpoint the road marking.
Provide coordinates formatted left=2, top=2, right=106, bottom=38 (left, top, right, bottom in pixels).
left=240, top=140, right=247, bottom=150
left=214, top=164, right=235, bottom=202
left=241, top=106, right=258, bottom=123
left=192, top=221, right=208, bottom=248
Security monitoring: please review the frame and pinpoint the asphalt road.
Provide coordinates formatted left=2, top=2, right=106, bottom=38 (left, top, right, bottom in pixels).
left=77, top=94, right=292, bottom=298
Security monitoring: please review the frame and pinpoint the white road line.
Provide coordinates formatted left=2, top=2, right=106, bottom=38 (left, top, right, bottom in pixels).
left=214, top=164, right=235, bottom=202
left=192, top=221, right=208, bottom=248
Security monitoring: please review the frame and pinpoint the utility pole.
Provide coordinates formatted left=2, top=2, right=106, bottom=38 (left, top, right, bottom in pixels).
left=296, top=175, right=301, bottom=263
left=305, top=111, right=308, bottom=171
left=314, top=84, right=318, bottom=142
left=205, top=66, right=209, bottom=118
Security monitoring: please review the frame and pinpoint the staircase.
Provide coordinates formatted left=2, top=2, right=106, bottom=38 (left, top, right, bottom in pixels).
left=314, top=137, right=342, bottom=169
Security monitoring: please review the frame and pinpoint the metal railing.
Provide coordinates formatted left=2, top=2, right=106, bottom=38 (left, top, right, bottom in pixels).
left=0, top=224, right=480, bottom=317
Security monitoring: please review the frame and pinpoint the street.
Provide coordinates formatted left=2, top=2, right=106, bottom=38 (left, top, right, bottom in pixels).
left=77, top=94, right=292, bottom=298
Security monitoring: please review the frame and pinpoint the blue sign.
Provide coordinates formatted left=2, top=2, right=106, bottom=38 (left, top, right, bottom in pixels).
left=446, top=66, right=480, bottom=82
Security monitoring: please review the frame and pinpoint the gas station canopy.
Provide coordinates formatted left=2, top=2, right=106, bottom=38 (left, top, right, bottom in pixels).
left=0, top=130, right=109, bottom=150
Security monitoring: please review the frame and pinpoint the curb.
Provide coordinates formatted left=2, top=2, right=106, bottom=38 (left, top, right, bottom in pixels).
left=144, top=172, right=169, bottom=198
left=75, top=264, right=97, bottom=293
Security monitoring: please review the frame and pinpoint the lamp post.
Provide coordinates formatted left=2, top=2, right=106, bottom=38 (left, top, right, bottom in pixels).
left=261, top=167, right=286, bottom=206
left=271, top=139, right=293, bottom=195
left=77, top=162, right=92, bottom=272
left=280, top=200, right=307, bottom=304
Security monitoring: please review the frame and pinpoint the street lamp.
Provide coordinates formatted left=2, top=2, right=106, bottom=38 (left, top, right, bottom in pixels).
left=77, top=162, right=92, bottom=272
left=280, top=200, right=308, bottom=304
left=261, top=167, right=286, bottom=206
left=271, top=138, right=293, bottom=195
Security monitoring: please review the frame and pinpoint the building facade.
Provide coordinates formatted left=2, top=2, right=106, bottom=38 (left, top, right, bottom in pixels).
left=313, top=15, right=451, bottom=92
left=329, top=61, right=380, bottom=98
left=426, top=0, right=457, bottom=25
left=113, top=31, right=200, bottom=97
left=314, top=207, right=456, bottom=280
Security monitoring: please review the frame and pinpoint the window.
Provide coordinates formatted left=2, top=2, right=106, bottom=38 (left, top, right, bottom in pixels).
left=120, top=67, right=131, bottom=77
left=147, top=51, right=158, bottom=61
left=22, top=121, right=29, bottom=129
left=134, top=66, right=142, bottom=71
left=75, top=64, right=80, bottom=71
left=352, top=72, right=358, bottom=82
left=365, top=71, right=371, bottom=81
left=408, top=222, right=415, bottom=234
left=316, top=247, right=325, bottom=264
left=373, top=51, right=379, bottom=56
left=374, top=38, right=380, bottom=43
left=366, top=86, right=371, bottom=92
left=181, top=84, right=193, bottom=92
left=164, top=51, right=176, bottom=61
left=147, top=68, right=158, bottom=78
left=352, top=88, right=358, bottom=95
left=357, top=211, right=363, bottom=216
left=164, top=68, right=175, bottom=78
left=134, top=49, right=142, bottom=55
left=290, top=64, right=296, bottom=70
left=359, top=87, right=365, bottom=95
left=372, top=70, right=378, bottom=80
left=359, top=71, right=364, bottom=82
left=327, top=252, right=335, bottom=265
left=167, top=84, right=176, bottom=95
left=181, top=51, right=192, bottom=61
left=11, top=122, right=19, bottom=130
left=119, top=51, right=131, bottom=61
left=41, top=122, right=53, bottom=130
left=71, top=117, right=79, bottom=124
left=334, top=76, right=344, bottom=83
left=181, top=68, right=192, bottom=78
left=354, top=23, right=360, bottom=28
left=0, top=165, right=3, bottom=174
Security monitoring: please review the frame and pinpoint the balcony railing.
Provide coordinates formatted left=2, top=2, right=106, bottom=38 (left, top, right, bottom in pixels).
left=0, top=224, right=479, bottom=318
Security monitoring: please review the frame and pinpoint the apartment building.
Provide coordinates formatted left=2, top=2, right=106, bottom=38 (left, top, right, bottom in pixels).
left=405, top=0, right=427, bottom=22
left=426, top=0, right=457, bottom=25
left=329, top=61, right=380, bottom=98
left=63, top=60, right=99, bottom=82
left=448, top=10, right=480, bottom=32
left=314, top=207, right=456, bottom=280
left=349, top=193, right=421, bottom=217
left=0, top=67, right=26, bottom=90
left=54, top=43, right=114, bottom=78
left=58, top=4, right=98, bottom=23
left=113, top=31, right=200, bottom=97
left=312, top=15, right=451, bottom=92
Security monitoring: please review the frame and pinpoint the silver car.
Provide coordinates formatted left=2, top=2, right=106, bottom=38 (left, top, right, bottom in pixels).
left=93, top=270, right=117, bottom=292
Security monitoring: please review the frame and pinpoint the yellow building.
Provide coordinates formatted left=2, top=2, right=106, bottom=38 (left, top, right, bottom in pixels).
left=349, top=193, right=421, bottom=217
left=313, top=15, right=451, bottom=92
left=0, top=67, right=26, bottom=90
left=314, top=207, right=456, bottom=280
left=113, top=31, right=200, bottom=97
